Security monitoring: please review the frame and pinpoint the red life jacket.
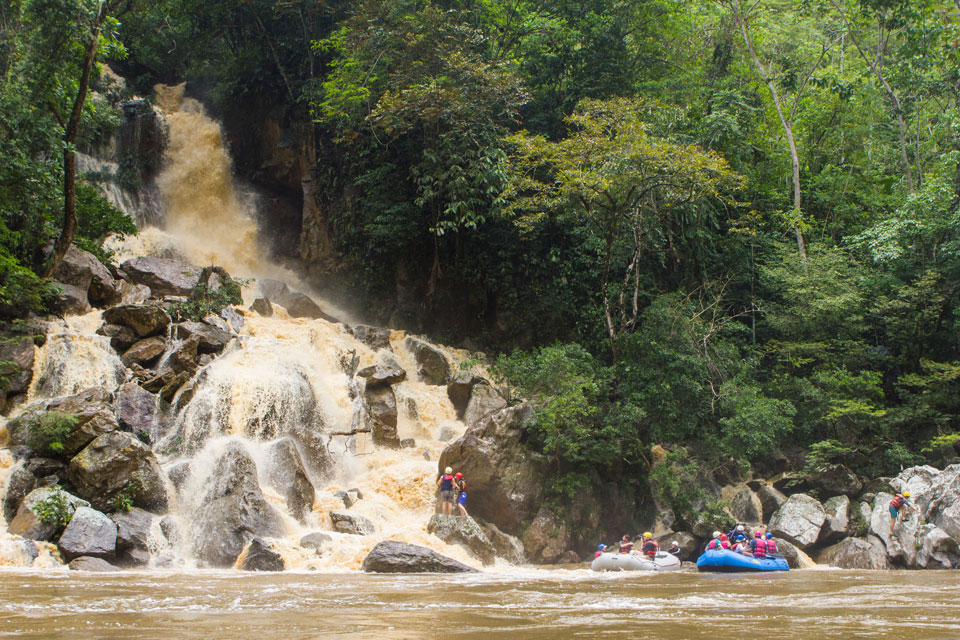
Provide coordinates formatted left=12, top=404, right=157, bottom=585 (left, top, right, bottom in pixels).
left=643, top=540, right=659, bottom=558
left=720, top=540, right=730, bottom=549
left=706, top=539, right=719, bottom=550
left=890, top=494, right=906, bottom=508
left=752, top=537, right=767, bottom=557
left=766, top=538, right=778, bottom=554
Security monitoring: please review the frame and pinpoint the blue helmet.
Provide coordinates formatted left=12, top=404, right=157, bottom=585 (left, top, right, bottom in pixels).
left=765, top=532, right=773, bottom=539
left=597, top=544, right=605, bottom=550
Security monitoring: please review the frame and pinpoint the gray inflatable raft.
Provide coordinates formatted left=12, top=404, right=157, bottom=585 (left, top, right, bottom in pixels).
left=590, top=551, right=682, bottom=572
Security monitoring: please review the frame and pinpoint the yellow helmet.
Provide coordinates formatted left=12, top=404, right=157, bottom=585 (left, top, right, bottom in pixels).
left=903, top=491, right=911, bottom=498
left=643, top=531, right=652, bottom=538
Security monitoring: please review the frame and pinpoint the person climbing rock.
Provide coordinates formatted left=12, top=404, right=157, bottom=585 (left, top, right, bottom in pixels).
left=454, top=472, right=468, bottom=517
left=437, top=467, right=456, bottom=515
left=889, top=491, right=918, bottom=534
left=618, top=535, right=633, bottom=554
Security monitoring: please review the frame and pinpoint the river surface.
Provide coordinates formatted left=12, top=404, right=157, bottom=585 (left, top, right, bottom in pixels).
left=1, top=568, right=958, bottom=639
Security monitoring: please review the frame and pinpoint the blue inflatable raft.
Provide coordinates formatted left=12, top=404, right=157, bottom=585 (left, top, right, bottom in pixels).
left=695, top=549, right=789, bottom=572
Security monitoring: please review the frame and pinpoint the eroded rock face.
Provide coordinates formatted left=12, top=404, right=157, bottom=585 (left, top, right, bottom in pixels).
left=820, top=495, right=851, bottom=545
left=816, top=536, right=888, bottom=570
left=264, top=438, right=315, bottom=522
left=404, top=337, right=450, bottom=385
left=808, top=464, right=863, bottom=498
left=191, top=442, right=285, bottom=567
left=428, top=514, right=495, bottom=565
left=52, top=246, right=119, bottom=307
left=102, top=304, right=170, bottom=338
left=439, top=404, right=545, bottom=536
left=721, top=484, right=763, bottom=525
left=121, top=257, right=201, bottom=297
left=239, top=538, right=285, bottom=571
left=68, top=431, right=168, bottom=513
left=462, top=383, right=507, bottom=427
left=522, top=508, right=572, bottom=564
left=869, top=491, right=920, bottom=567
left=57, top=506, right=117, bottom=561
left=768, top=494, right=825, bottom=549
left=362, top=540, right=477, bottom=573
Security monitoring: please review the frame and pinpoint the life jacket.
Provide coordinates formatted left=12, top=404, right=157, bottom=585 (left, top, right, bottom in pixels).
left=643, top=540, right=658, bottom=558
left=619, top=540, right=633, bottom=554
left=766, top=538, right=778, bottom=554
left=440, top=475, right=454, bottom=491
left=706, top=539, right=719, bottom=551
left=720, top=540, right=730, bottom=550
left=890, top=494, right=906, bottom=508
left=751, top=537, right=767, bottom=558
left=457, top=479, right=467, bottom=494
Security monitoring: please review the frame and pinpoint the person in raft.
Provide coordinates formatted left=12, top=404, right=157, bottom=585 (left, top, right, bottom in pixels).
left=594, top=544, right=608, bottom=559
left=764, top=532, right=778, bottom=554
left=454, top=472, right=468, bottom=516
left=667, top=541, right=682, bottom=561
left=437, top=466, right=456, bottom=515
left=640, top=532, right=658, bottom=558
left=705, top=531, right=722, bottom=551
left=749, top=531, right=767, bottom=558
left=889, top=491, right=919, bottom=534
left=618, top=535, right=634, bottom=554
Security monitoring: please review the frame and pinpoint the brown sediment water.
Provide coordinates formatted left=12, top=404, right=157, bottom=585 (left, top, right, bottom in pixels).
left=0, top=568, right=958, bottom=638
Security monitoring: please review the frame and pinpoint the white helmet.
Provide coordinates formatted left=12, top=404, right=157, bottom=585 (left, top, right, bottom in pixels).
left=671, top=541, right=679, bottom=546
left=712, top=531, right=721, bottom=539
left=737, top=525, right=745, bottom=531
left=444, top=467, right=453, bottom=474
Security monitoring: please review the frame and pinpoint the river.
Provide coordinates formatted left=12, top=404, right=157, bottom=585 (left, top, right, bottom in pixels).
left=1, top=568, right=958, bottom=638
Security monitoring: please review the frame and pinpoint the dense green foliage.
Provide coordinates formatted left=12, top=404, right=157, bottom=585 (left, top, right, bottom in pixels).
left=9, top=411, right=78, bottom=456
left=32, top=488, right=73, bottom=529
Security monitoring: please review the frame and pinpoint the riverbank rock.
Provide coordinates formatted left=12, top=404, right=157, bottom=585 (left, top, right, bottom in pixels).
left=721, top=483, right=762, bottom=525
left=121, top=257, right=201, bottom=297
left=68, top=431, right=168, bottom=513
left=768, top=494, right=825, bottom=548
left=111, top=507, right=153, bottom=552
left=7, top=487, right=89, bottom=541
left=446, top=373, right=481, bottom=419
left=192, top=442, right=285, bottom=567
left=300, top=532, right=331, bottom=552
left=102, top=304, right=170, bottom=338
left=869, top=491, right=921, bottom=566
left=3, top=466, right=36, bottom=524
left=428, top=514, right=496, bottom=565
left=239, top=538, right=285, bottom=571
left=350, top=325, right=391, bottom=350
left=404, top=337, right=450, bottom=385
left=774, top=538, right=817, bottom=569
left=522, top=508, right=572, bottom=564
left=462, top=383, right=507, bottom=427
left=362, top=540, right=478, bottom=573
left=439, top=404, right=546, bottom=535
left=329, top=510, right=376, bottom=535
left=69, top=556, right=121, bottom=572
left=264, top=438, right=315, bottom=522
left=808, top=464, right=863, bottom=498
left=816, top=536, right=888, bottom=570
left=914, top=524, right=960, bottom=569
left=482, top=522, right=526, bottom=564
left=753, top=482, right=787, bottom=521
left=57, top=506, right=117, bottom=561
left=52, top=246, right=120, bottom=307
left=819, top=495, right=851, bottom=545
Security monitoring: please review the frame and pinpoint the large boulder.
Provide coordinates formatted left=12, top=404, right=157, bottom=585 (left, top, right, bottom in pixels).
left=263, top=438, right=315, bottom=522
left=285, top=293, right=339, bottom=323
left=914, top=524, right=960, bottom=569
left=57, top=506, right=117, bottom=561
left=52, top=282, right=91, bottom=315
left=807, top=464, right=863, bottom=498
left=922, top=464, right=960, bottom=543
left=522, top=508, right=572, bottom=564
left=102, top=304, right=170, bottom=338
left=819, top=495, right=851, bottom=545
left=446, top=373, right=481, bottom=419
left=404, top=337, right=451, bottom=385
left=97, top=323, right=138, bottom=351
left=815, top=536, right=888, bottom=570
left=239, top=538, right=285, bottom=571
left=362, top=540, right=478, bottom=573
left=462, top=383, right=507, bottom=426
left=175, top=321, right=231, bottom=354
left=869, top=491, right=921, bottom=566
left=8, top=387, right=119, bottom=458
left=121, top=336, right=167, bottom=367
left=121, top=257, right=201, bottom=297
left=350, top=325, right=392, bottom=350
left=768, top=494, right=825, bottom=549
left=111, top=507, right=154, bottom=552
left=68, top=431, right=169, bottom=513
left=7, top=487, right=89, bottom=541
left=721, top=483, right=763, bottom=525
left=357, top=364, right=406, bottom=387
left=0, top=336, right=36, bottom=408
left=3, top=465, right=36, bottom=524
left=52, top=245, right=119, bottom=306
left=753, top=483, right=787, bottom=522
left=329, top=510, right=376, bottom=535
left=439, top=404, right=546, bottom=535
left=774, top=538, right=817, bottom=569
left=365, top=384, right=400, bottom=449
left=482, top=522, right=526, bottom=564
left=114, top=382, right=166, bottom=444
left=192, top=442, right=286, bottom=567
left=427, top=514, right=496, bottom=565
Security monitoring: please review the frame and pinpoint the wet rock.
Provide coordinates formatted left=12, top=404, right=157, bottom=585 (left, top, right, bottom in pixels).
left=97, top=323, right=138, bottom=351
left=914, top=524, right=960, bottom=569
left=768, top=494, right=825, bottom=549
left=250, top=297, right=273, bottom=317
left=869, top=492, right=920, bottom=566
left=220, top=306, right=244, bottom=333
left=175, top=321, right=231, bottom=354
left=3, top=465, right=36, bottom=524
left=52, top=282, right=91, bottom=315
left=754, top=482, right=787, bottom=522
left=437, top=426, right=457, bottom=443
left=111, top=507, right=154, bottom=552
left=114, top=382, right=163, bottom=444
left=522, top=508, right=571, bottom=564
left=462, top=383, right=507, bottom=426
left=102, top=304, right=170, bottom=338
left=168, top=335, right=200, bottom=375
left=239, top=538, right=285, bottom=571
left=264, top=438, right=315, bottom=522
left=366, top=384, right=400, bottom=449
left=428, top=514, right=496, bottom=565
left=0, top=336, right=36, bottom=402
left=439, top=404, right=546, bottom=535
left=8, top=388, right=119, bottom=458
left=117, top=548, right=151, bottom=567
left=816, top=536, right=888, bottom=570
left=159, top=516, right=181, bottom=545
left=8, top=487, right=89, bottom=541
left=721, top=483, right=763, bottom=525
left=121, top=257, right=201, bottom=297
left=357, top=364, right=406, bottom=386
left=15, top=540, right=39, bottom=565
left=329, top=510, right=376, bottom=535
left=68, top=431, right=169, bottom=513
left=446, top=373, right=482, bottom=419
left=300, top=532, right=331, bottom=552
left=192, top=442, right=285, bottom=567
left=808, top=464, right=863, bottom=498
left=404, top=337, right=451, bottom=385
left=656, top=531, right=697, bottom=562
left=400, top=438, right=416, bottom=449
left=774, top=538, right=817, bottom=569
left=118, top=281, right=151, bottom=305
left=52, top=245, right=119, bottom=306
left=362, top=540, right=478, bottom=573
left=350, top=325, right=391, bottom=350
left=285, top=293, right=339, bottom=323
left=166, top=461, right=192, bottom=494
left=482, top=522, right=526, bottom=564
left=57, top=506, right=117, bottom=561
left=819, top=495, right=850, bottom=545
left=121, top=336, right=167, bottom=367
left=334, top=490, right=354, bottom=508
left=69, top=556, right=121, bottom=572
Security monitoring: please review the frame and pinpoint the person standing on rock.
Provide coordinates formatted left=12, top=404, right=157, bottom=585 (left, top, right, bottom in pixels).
left=454, top=472, right=468, bottom=517
left=437, top=467, right=456, bottom=515
left=889, top=491, right=918, bottom=534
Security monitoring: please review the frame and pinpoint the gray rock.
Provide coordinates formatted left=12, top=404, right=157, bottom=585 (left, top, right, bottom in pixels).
left=159, top=516, right=181, bottom=545
left=117, top=548, right=151, bottom=567
left=437, top=426, right=457, bottom=443
left=115, top=383, right=163, bottom=444
left=755, top=482, right=788, bottom=522
left=166, top=461, right=191, bottom=494
left=220, top=306, right=244, bottom=333
left=121, top=336, right=167, bottom=367
left=768, top=494, right=825, bottom=549
left=350, top=325, right=391, bottom=350
left=816, top=535, right=889, bottom=569
left=284, top=293, right=340, bottom=323
left=773, top=538, right=815, bottom=569
left=923, top=465, right=960, bottom=543
left=914, top=524, right=960, bottom=569
left=250, top=298, right=273, bottom=317
left=97, top=323, right=138, bottom=351
left=68, top=431, right=169, bottom=513
left=404, top=337, right=451, bottom=385
left=428, top=514, right=496, bottom=565
left=52, top=245, right=119, bottom=307
left=8, top=387, right=119, bottom=458
left=329, top=510, right=376, bottom=535
left=721, top=483, right=763, bottom=524
left=357, top=364, right=406, bottom=386
left=0, top=336, right=36, bottom=400
left=111, top=507, right=153, bottom=551
left=400, top=438, right=416, bottom=449
left=446, top=373, right=482, bottom=419
left=7, top=487, right=89, bottom=541
left=102, top=304, right=171, bottom=338
left=239, top=538, right=285, bottom=571
left=264, top=438, right=315, bottom=522
left=482, top=521, right=526, bottom=564
left=68, top=556, right=121, bottom=572
left=201, top=313, right=232, bottom=333
left=300, top=532, right=331, bottom=552
left=522, top=508, right=571, bottom=564
left=52, top=282, right=91, bottom=315
left=57, top=506, right=117, bottom=561
left=175, top=321, right=231, bottom=353
left=117, top=281, right=151, bottom=305
left=462, top=383, right=507, bottom=426
left=191, top=442, right=285, bottom=567
left=820, top=495, right=851, bottom=545
left=334, top=490, right=354, bottom=508
left=366, top=384, right=400, bottom=449
left=869, top=492, right=920, bottom=566
left=808, top=464, right=863, bottom=498
left=362, top=540, right=478, bottom=573
left=3, top=465, right=36, bottom=524
left=121, top=257, right=201, bottom=297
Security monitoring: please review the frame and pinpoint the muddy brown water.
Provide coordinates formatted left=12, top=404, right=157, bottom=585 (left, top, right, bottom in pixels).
left=1, top=568, right=958, bottom=639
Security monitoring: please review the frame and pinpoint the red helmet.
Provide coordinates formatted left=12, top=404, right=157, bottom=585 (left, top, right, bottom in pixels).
left=455, top=472, right=463, bottom=479
left=755, top=531, right=762, bottom=537
left=720, top=534, right=727, bottom=540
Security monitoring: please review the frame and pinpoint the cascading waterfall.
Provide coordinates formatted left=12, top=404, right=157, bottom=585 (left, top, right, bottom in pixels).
left=0, top=85, right=489, bottom=571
